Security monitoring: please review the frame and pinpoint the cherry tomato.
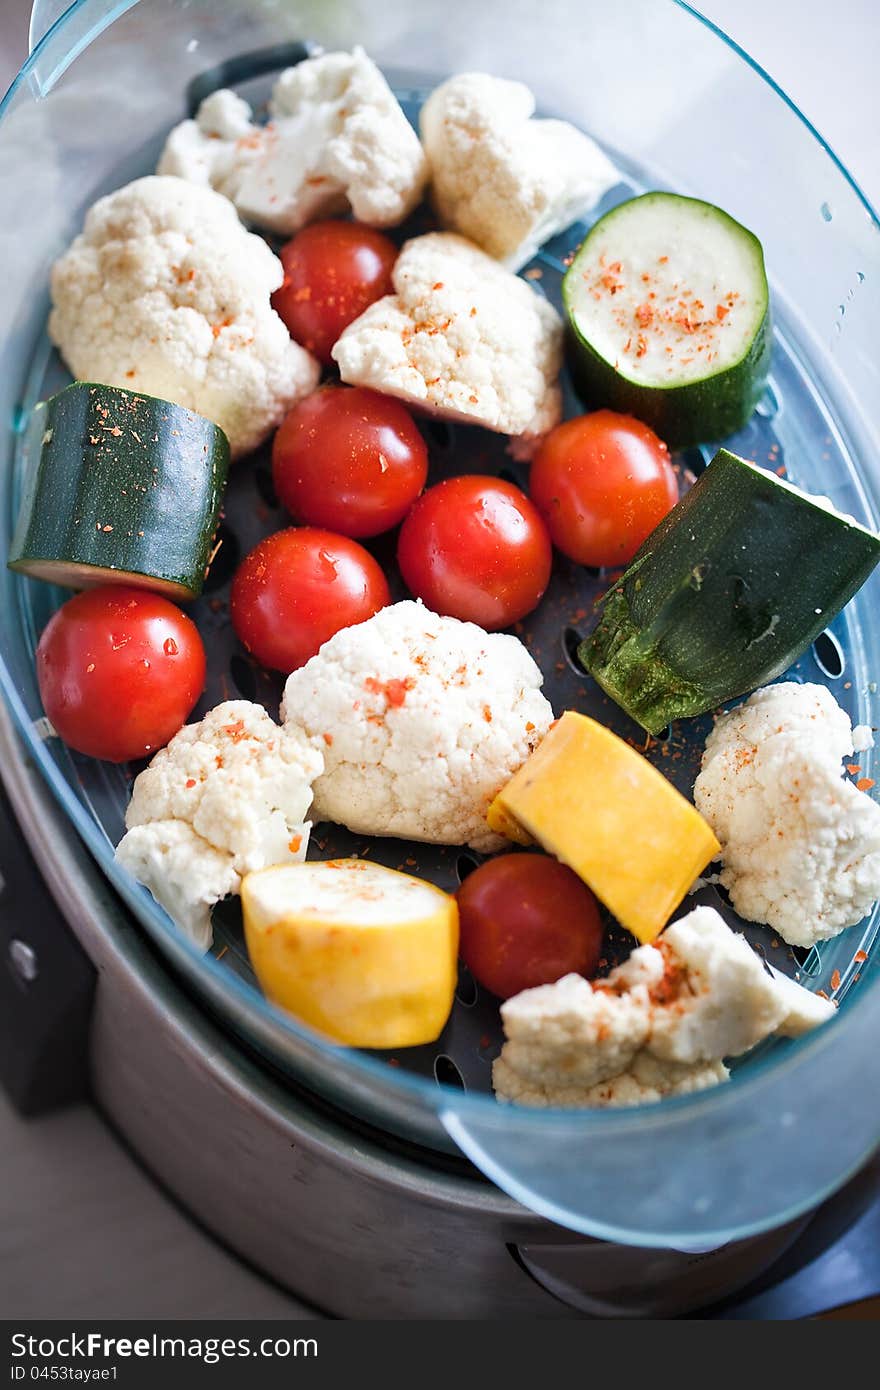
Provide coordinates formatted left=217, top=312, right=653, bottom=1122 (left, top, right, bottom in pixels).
left=397, top=475, right=552, bottom=630
left=272, top=221, right=398, bottom=364
left=230, top=528, right=390, bottom=672
left=529, top=410, right=678, bottom=568
left=457, top=854, right=603, bottom=1000
left=36, top=586, right=205, bottom=763
left=272, top=386, right=428, bottom=539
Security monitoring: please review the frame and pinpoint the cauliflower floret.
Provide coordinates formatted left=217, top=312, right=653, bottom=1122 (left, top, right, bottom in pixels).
left=158, top=48, right=427, bottom=234
left=420, top=73, right=618, bottom=270
left=331, top=232, right=563, bottom=452
left=116, top=701, right=323, bottom=948
left=765, top=963, right=843, bottom=1037
left=493, top=1054, right=729, bottom=1108
left=49, top=175, right=319, bottom=457
left=499, top=972, right=652, bottom=1089
left=694, top=682, right=880, bottom=946
left=281, top=600, right=553, bottom=852
left=853, top=724, right=875, bottom=752
left=158, top=90, right=257, bottom=192
left=493, top=905, right=834, bottom=1108
left=634, top=909, right=789, bottom=1063
left=115, top=821, right=238, bottom=952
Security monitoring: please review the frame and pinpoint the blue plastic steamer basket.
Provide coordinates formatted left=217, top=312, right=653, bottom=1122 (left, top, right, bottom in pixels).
left=0, top=0, right=878, bottom=1249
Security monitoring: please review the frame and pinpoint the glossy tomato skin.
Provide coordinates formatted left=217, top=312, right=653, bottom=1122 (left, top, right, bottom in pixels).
left=397, top=475, right=552, bottom=630
left=36, top=586, right=205, bottom=763
left=272, top=386, right=428, bottom=539
left=272, top=221, right=397, bottom=365
left=457, top=854, right=603, bottom=1000
left=530, top=410, right=678, bottom=568
left=230, top=527, right=390, bottom=673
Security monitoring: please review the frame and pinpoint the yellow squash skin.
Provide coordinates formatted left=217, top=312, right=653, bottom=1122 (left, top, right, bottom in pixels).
left=241, top=860, right=459, bottom=1048
left=486, top=798, right=534, bottom=846
left=487, top=711, right=720, bottom=943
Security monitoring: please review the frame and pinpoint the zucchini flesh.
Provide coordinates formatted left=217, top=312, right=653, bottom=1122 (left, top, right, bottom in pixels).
left=8, top=382, right=230, bottom=599
left=579, top=448, right=880, bottom=734
left=562, top=192, right=771, bottom=446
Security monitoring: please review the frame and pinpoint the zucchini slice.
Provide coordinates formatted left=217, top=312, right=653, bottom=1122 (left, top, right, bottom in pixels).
left=562, top=193, right=771, bottom=446
left=8, top=382, right=230, bottom=600
left=579, top=448, right=880, bottom=734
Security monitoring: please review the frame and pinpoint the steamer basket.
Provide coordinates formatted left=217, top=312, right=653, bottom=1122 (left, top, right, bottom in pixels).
left=1, top=0, right=878, bottom=1249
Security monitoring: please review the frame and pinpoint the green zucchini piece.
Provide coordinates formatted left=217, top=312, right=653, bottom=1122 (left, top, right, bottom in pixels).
left=579, top=448, right=880, bottom=734
left=562, top=193, right=771, bottom=446
left=8, top=381, right=229, bottom=600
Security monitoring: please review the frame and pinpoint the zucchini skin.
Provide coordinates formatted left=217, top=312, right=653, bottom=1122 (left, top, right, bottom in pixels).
left=8, top=382, right=230, bottom=599
left=580, top=448, right=880, bottom=734
left=564, top=310, right=771, bottom=447
left=562, top=192, right=772, bottom=447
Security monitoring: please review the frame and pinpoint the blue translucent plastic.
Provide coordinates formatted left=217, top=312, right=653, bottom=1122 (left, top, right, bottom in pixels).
left=0, top=0, right=878, bottom=1247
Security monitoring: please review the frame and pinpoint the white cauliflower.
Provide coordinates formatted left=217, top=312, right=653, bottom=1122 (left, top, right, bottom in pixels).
left=158, top=48, right=428, bottom=234
left=499, top=974, right=653, bottom=1091
left=694, top=682, right=880, bottom=946
left=493, top=905, right=834, bottom=1108
left=331, top=232, right=563, bottom=452
left=628, top=908, right=800, bottom=1063
left=420, top=73, right=618, bottom=270
left=158, top=89, right=256, bottom=191
left=114, top=821, right=238, bottom=952
left=116, top=701, right=323, bottom=949
left=492, top=1054, right=729, bottom=1108
left=281, top=600, right=553, bottom=852
left=854, top=723, right=875, bottom=752
left=49, top=175, right=319, bottom=457
left=763, top=962, right=843, bottom=1036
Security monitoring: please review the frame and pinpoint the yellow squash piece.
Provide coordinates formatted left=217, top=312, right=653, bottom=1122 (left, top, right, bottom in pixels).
left=486, top=798, right=534, bottom=846
left=487, top=711, right=720, bottom=943
left=241, top=859, right=458, bottom=1048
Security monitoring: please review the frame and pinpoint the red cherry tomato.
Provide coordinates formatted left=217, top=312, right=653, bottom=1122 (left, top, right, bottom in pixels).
left=397, top=475, right=552, bottom=630
left=457, top=854, right=603, bottom=1000
left=529, top=410, right=678, bottom=567
left=272, top=221, right=397, bottom=365
left=230, top=528, right=390, bottom=672
left=36, top=586, right=205, bottom=763
left=272, top=386, right=428, bottom=539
